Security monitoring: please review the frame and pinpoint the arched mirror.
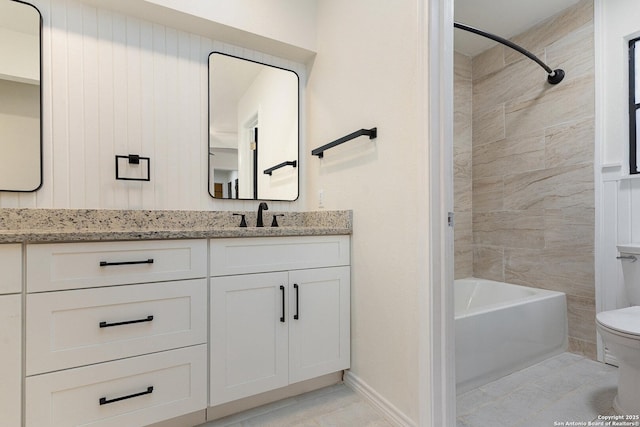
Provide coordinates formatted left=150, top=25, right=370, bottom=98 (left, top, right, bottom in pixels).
left=0, top=0, right=42, bottom=192
left=208, top=52, right=299, bottom=201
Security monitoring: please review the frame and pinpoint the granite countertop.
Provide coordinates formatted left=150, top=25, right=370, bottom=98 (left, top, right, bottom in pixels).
left=0, top=209, right=352, bottom=243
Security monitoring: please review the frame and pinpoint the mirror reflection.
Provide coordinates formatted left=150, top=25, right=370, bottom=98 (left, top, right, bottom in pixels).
left=0, top=0, right=41, bottom=192
left=208, top=52, right=299, bottom=201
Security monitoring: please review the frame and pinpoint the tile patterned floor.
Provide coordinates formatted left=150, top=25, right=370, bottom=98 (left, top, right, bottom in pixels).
left=200, top=353, right=619, bottom=427
left=201, top=383, right=393, bottom=427
left=457, top=352, right=620, bottom=427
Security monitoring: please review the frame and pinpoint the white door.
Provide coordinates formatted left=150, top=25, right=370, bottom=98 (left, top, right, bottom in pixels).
left=288, top=267, right=350, bottom=383
left=210, top=272, right=289, bottom=405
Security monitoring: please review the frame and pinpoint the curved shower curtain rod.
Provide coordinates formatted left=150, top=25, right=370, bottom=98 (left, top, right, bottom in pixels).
left=454, top=22, right=565, bottom=85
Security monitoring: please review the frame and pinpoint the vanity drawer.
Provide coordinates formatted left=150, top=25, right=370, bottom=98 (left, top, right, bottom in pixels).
left=0, top=243, right=22, bottom=294
left=26, top=279, right=207, bottom=375
left=27, top=239, right=207, bottom=292
left=25, top=345, right=207, bottom=427
left=210, top=236, right=350, bottom=276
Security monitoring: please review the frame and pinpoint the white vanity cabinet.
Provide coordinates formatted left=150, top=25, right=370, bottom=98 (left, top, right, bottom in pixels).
left=0, top=244, right=23, bottom=427
left=209, top=236, right=350, bottom=406
left=24, top=239, right=208, bottom=427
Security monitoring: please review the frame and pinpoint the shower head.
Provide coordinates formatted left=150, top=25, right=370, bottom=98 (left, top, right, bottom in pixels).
left=547, top=69, right=565, bottom=85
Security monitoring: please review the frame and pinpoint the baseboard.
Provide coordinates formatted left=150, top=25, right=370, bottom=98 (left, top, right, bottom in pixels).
left=343, top=371, right=416, bottom=427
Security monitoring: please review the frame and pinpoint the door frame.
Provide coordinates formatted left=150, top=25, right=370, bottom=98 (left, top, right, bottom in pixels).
left=420, top=0, right=455, bottom=425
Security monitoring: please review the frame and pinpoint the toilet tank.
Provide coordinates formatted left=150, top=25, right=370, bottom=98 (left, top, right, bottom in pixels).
left=617, top=244, right=640, bottom=305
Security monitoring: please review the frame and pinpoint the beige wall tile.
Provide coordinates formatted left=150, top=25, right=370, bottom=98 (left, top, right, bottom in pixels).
left=455, top=54, right=473, bottom=152
left=504, top=247, right=594, bottom=300
left=454, top=53, right=473, bottom=278
left=472, top=104, right=505, bottom=146
left=454, top=111, right=472, bottom=151
left=472, top=55, right=544, bottom=115
left=455, top=51, right=472, bottom=81
left=505, top=0, right=594, bottom=66
left=472, top=132, right=545, bottom=179
left=454, top=153, right=473, bottom=213
left=568, top=337, right=597, bottom=360
left=545, top=117, right=594, bottom=168
left=545, top=24, right=594, bottom=82
left=472, top=245, right=504, bottom=281
left=455, top=249, right=473, bottom=280
left=566, top=294, right=597, bottom=343
left=471, top=44, right=503, bottom=81
left=503, top=163, right=594, bottom=210
left=544, top=208, right=594, bottom=250
left=472, top=176, right=503, bottom=213
left=455, top=211, right=473, bottom=279
left=473, top=210, right=545, bottom=249
left=504, top=73, right=594, bottom=138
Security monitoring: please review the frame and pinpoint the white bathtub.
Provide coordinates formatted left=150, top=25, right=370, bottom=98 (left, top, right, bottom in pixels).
left=455, top=277, right=568, bottom=394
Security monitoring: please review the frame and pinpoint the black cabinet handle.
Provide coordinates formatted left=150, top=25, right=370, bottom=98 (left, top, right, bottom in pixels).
left=280, top=285, right=285, bottom=322
left=293, top=284, right=299, bottom=320
left=99, top=386, right=154, bottom=405
left=99, top=315, right=154, bottom=328
left=99, top=258, right=154, bottom=267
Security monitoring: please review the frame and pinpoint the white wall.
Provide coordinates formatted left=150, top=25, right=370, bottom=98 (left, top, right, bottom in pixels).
left=79, top=0, right=317, bottom=63
left=307, top=1, right=425, bottom=423
left=0, top=80, right=40, bottom=191
left=0, top=0, right=40, bottom=84
left=140, top=0, right=317, bottom=55
left=596, top=0, right=640, bottom=361
left=0, top=0, right=306, bottom=211
left=600, top=0, right=640, bottom=166
left=0, top=28, right=39, bottom=84
left=238, top=67, right=298, bottom=200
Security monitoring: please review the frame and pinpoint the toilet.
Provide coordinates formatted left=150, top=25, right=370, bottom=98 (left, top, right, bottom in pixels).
left=596, top=244, right=640, bottom=415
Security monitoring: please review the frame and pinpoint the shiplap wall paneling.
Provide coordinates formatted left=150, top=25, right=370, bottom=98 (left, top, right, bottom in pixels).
left=600, top=178, right=624, bottom=310
left=0, top=0, right=306, bottom=212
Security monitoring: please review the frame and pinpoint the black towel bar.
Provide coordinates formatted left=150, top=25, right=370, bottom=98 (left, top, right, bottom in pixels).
left=311, top=128, right=377, bottom=158
left=264, top=160, right=297, bottom=175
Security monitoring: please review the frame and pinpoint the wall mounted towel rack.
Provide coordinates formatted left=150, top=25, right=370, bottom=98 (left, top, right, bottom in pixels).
left=115, top=154, right=150, bottom=181
left=311, top=127, right=377, bottom=158
left=264, top=160, right=297, bottom=175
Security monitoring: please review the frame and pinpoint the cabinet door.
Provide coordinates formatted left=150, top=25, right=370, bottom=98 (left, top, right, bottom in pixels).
left=210, top=272, right=289, bottom=406
left=288, top=266, right=350, bottom=383
left=0, top=294, right=21, bottom=427
left=0, top=243, right=21, bottom=294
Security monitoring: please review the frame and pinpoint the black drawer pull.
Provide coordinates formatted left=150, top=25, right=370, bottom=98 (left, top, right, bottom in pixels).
left=280, top=285, right=285, bottom=323
left=99, top=386, right=154, bottom=405
left=99, top=315, right=154, bottom=328
left=293, top=284, right=299, bottom=320
left=99, top=258, right=154, bottom=267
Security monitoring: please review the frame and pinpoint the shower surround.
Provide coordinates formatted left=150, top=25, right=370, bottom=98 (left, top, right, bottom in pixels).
left=454, top=0, right=596, bottom=358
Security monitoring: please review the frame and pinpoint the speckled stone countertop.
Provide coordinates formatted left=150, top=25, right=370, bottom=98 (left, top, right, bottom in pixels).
left=0, top=209, right=352, bottom=243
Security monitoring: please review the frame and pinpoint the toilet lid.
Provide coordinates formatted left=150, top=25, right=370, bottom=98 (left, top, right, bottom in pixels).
left=596, top=306, right=640, bottom=336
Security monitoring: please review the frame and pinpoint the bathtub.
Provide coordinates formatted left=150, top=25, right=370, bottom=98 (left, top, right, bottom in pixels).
left=455, top=277, right=568, bottom=394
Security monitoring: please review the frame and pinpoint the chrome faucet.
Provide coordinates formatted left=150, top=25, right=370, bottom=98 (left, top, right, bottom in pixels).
left=256, top=202, right=269, bottom=227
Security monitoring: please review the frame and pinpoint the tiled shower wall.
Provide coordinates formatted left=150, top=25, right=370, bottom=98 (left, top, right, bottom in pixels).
left=454, top=52, right=473, bottom=279
left=454, top=0, right=596, bottom=358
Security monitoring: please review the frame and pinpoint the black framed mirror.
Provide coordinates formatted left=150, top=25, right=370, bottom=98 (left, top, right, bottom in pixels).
left=208, top=52, right=299, bottom=201
left=0, top=0, right=42, bottom=192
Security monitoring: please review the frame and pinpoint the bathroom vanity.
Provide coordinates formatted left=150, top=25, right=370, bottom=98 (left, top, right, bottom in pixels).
left=0, top=209, right=351, bottom=427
